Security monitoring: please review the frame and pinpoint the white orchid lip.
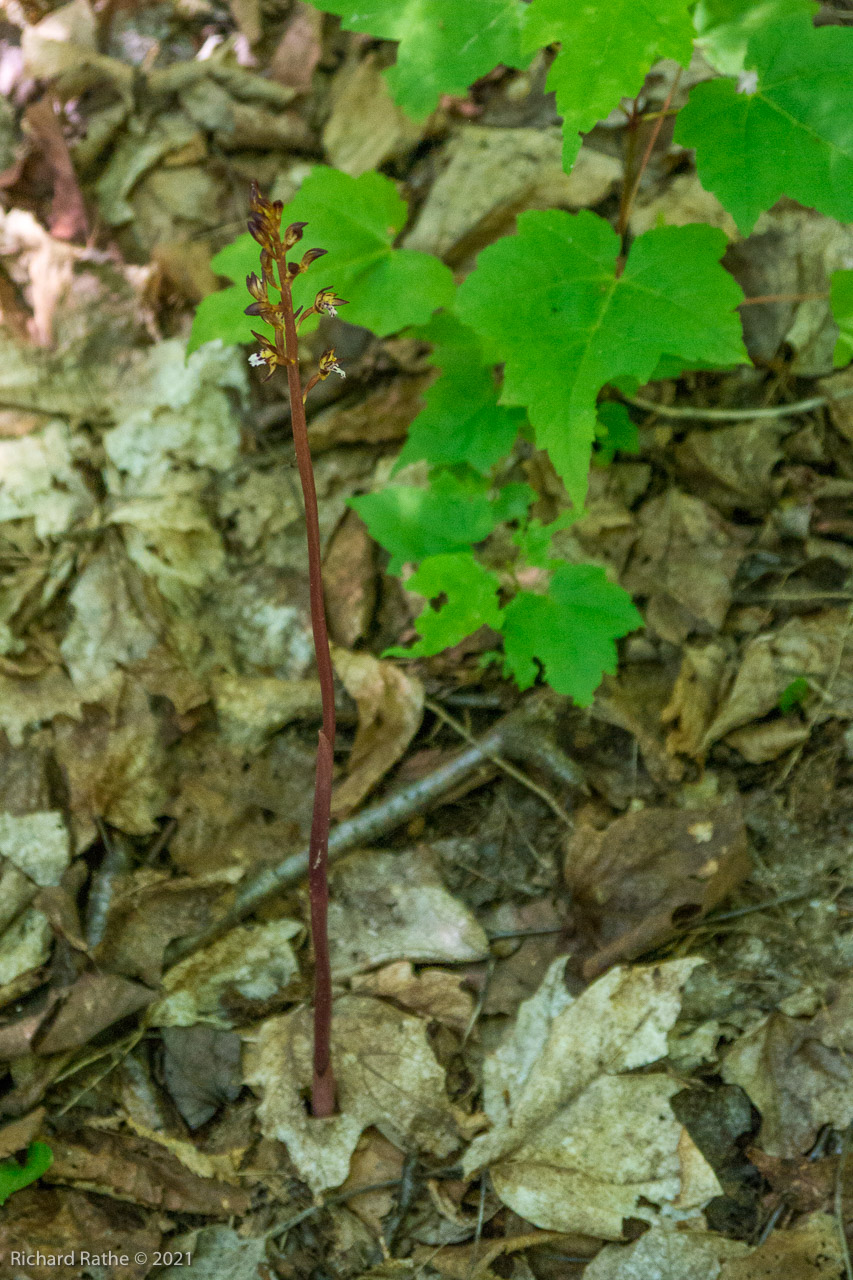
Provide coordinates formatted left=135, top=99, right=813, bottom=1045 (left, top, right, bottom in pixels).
left=248, top=352, right=267, bottom=366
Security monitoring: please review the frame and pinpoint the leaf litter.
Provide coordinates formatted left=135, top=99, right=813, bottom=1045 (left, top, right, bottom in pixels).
left=0, top=3, right=852, bottom=1277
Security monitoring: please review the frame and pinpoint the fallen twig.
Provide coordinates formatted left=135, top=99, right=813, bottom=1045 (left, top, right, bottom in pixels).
left=623, top=384, right=853, bottom=421
left=167, top=691, right=583, bottom=966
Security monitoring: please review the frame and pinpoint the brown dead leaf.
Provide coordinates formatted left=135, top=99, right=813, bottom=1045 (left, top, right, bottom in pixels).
left=662, top=642, right=729, bottom=760
left=342, top=1128, right=406, bottom=1237
left=35, top=970, right=154, bottom=1054
left=94, top=869, right=233, bottom=986
left=350, top=961, right=475, bottom=1032
left=46, top=1124, right=250, bottom=1215
left=703, top=608, right=853, bottom=750
left=746, top=1147, right=833, bottom=1217
left=323, top=51, right=426, bottom=176
left=719, top=1212, right=844, bottom=1278
left=308, top=374, right=433, bottom=451
left=244, top=995, right=460, bottom=1193
left=0, top=1186, right=159, bottom=1280
left=723, top=974, right=853, bottom=1156
left=323, top=508, right=377, bottom=649
left=270, top=1, right=324, bottom=90
left=674, top=420, right=788, bottom=514
left=330, top=647, right=424, bottom=817
left=623, top=490, right=744, bottom=644
left=24, top=94, right=89, bottom=242
left=0, top=1106, right=46, bottom=1158
left=564, top=804, right=750, bottom=978
left=0, top=666, right=82, bottom=748
left=161, top=1025, right=243, bottom=1129
left=53, top=679, right=167, bottom=847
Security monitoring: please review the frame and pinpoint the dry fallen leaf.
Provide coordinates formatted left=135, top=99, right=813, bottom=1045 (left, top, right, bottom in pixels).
left=723, top=974, right=853, bottom=1157
left=584, top=1224, right=750, bottom=1280
left=719, top=1212, right=845, bottom=1278
left=0, top=1186, right=159, bottom=1280
left=463, top=957, right=720, bottom=1238
left=341, top=1128, right=406, bottom=1237
left=35, top=970, right=154, bottom=1054
left=327, top=847, right=489, bottom=976
left=152, top=917, right=303, bottom=1027
left=702, top=609, right=853, bottom=751
left=330, top=646, right=424, bottom=817
left=244, top=995, right=459, bottom=1193
left=350, top=961, right=475, bottom=1032
left=403, top=129, right=621, bottom=264
left=46, top=1125, right=249, bottom=1215
left=564, top=804, right=749, bottom=978
left=623, top=490, right=744, bottom=645
left=53, top=679, right=167, bottom=844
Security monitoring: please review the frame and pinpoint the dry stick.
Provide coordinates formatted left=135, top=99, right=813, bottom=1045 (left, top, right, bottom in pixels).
left=167, top=693, right=581, bottom=965
left=623, top=383, right=853, bottom=421
left=276, top=258, right=337, bottom=1119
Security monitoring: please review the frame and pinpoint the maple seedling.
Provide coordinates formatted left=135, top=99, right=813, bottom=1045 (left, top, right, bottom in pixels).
left=245, top=181, right=347, bottom=1118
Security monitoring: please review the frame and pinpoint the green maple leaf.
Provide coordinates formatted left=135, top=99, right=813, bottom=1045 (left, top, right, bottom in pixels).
left=831, top=270, right=853, bottom=368
left=676, top=13, right=853, bottom=233
left=394, top=314, right=526, bottom=475
left=500, top=563, right=642, bottom=705
left=189, top=167, right=454, bottom=352
left=0, top=1143, right=53, bottom=1206
left=316, top=0, right=528, bottom=120
left=386, top=552, right=504, bottom=657
left=523, top=0, right=694, bottom=169
left=350, top=471, right=530, bottom=574
left=456, top=209, right=746, bottom=506
left=693, top=0, right=817, bottom=74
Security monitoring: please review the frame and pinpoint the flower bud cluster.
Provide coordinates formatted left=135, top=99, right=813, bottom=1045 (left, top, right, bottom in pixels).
left=245, top=181, right=349, bottom=387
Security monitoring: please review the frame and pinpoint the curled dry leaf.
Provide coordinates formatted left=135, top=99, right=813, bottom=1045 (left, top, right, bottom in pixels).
left=563, top=804, right=749, bottom=978
left=463, top=957, right=720, bottom=1238
left=723, top=973, right=853, bottom=1157
left=702, top=609, right=853, bottom=751
left=330, top=646, right=424, bottom=818
left=244, top=995, right=459, bottom=1193
left=327, top=848, right=489, bottom=977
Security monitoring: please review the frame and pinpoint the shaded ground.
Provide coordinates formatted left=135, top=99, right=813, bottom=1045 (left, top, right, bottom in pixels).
left=0, top=3, right=852, bottom=1278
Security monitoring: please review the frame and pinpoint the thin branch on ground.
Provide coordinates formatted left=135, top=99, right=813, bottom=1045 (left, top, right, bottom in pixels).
left=623, top=384, right=853, bottom=421
left=166, top=692, right=584, bottom=967
left=424, top=697, right=575, bottom=828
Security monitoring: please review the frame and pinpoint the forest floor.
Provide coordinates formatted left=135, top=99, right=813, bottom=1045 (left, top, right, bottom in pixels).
left=0, top=3, right=853, bottom=1278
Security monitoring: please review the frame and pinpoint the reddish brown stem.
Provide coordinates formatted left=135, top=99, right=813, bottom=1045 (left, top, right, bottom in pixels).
left=616, top=70, right=682, bottom=247
left=278, top=268, right=337, bottom=1118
